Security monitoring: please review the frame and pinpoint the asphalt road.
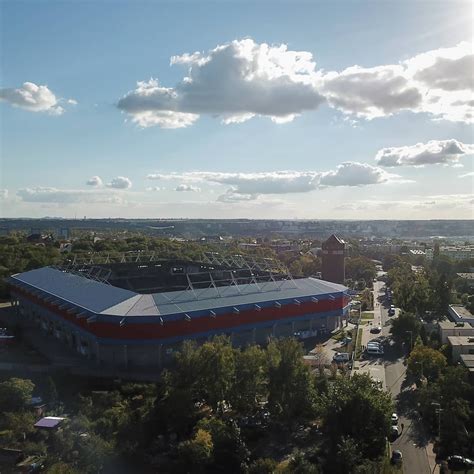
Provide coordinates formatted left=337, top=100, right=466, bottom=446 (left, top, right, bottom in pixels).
left=377, top=281, right=431, bottom=474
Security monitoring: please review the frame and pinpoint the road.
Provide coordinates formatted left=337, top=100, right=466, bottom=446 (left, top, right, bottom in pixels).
left=375, top=280, right=432, bottom=474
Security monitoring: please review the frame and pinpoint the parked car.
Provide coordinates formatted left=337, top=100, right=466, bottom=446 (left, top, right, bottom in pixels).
left=390, top=426, right=399, bottom=440
left=391, top=413, right=399, bottom=425
left=341, top=337, right=352, bottom=346
left=333, top=352, right=350, bottom=363
left=447, top=455, right=474, bottom=470
left=370, top=326, right=382, bottom=334
left=391, top=450, right=403, bottom=465
left=366, top=345, right=384, bottom=356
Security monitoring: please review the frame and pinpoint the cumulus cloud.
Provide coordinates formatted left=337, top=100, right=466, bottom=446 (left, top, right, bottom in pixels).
left=175, top=184, right=201, bottom=192
left=17, top=187, right=125, bottom=204
left=319, top=162, right=393, bottom=186
left=0, top=82, right=75, bottom=115
left=106, top=176, right=132, bottom=189
left=86, top=176, right=103, bottom=187
left=375, top=139, right=474, bottom=167
left=118, top=39, right=472, bottom=128
left=322, top=41, right=473, bottom=123
left=148, top=163, right=396, bottom=200
left=118, top=38, right=325, bottom=128
left=321, top=65, right=422, bottom=119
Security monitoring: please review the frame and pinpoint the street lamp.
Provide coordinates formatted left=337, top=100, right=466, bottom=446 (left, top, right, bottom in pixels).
left=431, top=402, right=443, bottom=447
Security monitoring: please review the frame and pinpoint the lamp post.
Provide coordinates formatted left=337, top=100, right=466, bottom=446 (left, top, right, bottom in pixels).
left=431, top=402, right=443, bottom=448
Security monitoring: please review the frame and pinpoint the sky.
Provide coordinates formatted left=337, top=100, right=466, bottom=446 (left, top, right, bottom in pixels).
left=0, top=0, right=473, bottom=220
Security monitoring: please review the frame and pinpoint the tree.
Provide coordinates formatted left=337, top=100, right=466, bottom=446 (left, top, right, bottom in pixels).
left=322, top=374, right=392, bottom=459
left=177, top=429, right=213, bottom=471
left=247, top=458, right=278, bottom=473
left=407, top=345, right=447, bottom=382
left=0, top=377, right=35, bottom=412
left=345, top=257, right=376, bottom=287
left=335, top=436, right=362, bottom=474
left=196, top=417, right=249, bottom=472
left=389, top=311, right=422, bottom=347
left=197, top=336, right=235, bottom=412
left=230, top=345, right=266, bottom=415
left=45, top=376, right=58, bottom=407
left=267, top=338, right=317, bottom=423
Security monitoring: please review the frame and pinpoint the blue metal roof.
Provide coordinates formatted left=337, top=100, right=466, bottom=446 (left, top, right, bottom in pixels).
left=9, top=266, right=347, bottom=318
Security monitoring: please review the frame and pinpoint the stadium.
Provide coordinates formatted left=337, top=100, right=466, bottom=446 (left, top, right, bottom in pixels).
left=7, top=252, right=350, bottom=370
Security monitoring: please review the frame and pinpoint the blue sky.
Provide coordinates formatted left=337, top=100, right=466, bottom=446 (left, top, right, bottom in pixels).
left=1, top=0, right=473, bottom=219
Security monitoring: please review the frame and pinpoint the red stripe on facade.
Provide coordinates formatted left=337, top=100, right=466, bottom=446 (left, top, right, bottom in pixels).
left=11, top=286, right=347, bottom=341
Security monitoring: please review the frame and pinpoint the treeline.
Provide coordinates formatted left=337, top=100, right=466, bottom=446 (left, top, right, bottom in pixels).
left=385, top=254, right=474, bottom=320
left=0, top=337, right=394, bottom=473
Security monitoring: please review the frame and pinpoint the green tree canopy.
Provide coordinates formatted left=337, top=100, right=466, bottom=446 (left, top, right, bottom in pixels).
left=321, top=373, right=393, bottom=459
left=389, top=311, right=422, bottom=347
left=407, top=344, right=447, bottom=382
left=0, top=377, right=35, bottom=412
left=267, top=338, right=317, bottom=423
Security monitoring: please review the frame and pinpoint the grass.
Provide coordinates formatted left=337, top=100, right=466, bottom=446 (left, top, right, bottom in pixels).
left=331, top=329, right=345, bottom=341
left=361, top=312, right=374, bottom=319
left=355, top=328, right=363, bottom=359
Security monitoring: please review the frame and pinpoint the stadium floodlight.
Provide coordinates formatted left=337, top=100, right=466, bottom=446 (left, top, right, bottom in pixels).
left=329, top=295, right=336, bottom=301
left=311, top=297, right=319, bottom=303
left=119, top=318, right=126, bottom=327
left=184, top=314, right=191, bottom=322
left=159, top=317, right=164, bottom=326
left=254, top=304, right=262, bottom=311
left=210, top=310, right=216, bottom=318
left=274, top=301, right=282, bottom=308
left=294, top=299, right=301, bottom=305
left=233, top=307, right=240, bottom=314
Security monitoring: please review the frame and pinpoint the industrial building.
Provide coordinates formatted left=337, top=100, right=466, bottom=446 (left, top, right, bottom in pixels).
left=7, top=254, right=350, bottom=370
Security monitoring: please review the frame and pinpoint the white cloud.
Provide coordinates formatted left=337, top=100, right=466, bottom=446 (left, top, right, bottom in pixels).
left=459, top=171, right=474, bottom=178
left=119, top=39, right=473, bottom=128
left=322, top=41, right=473, bottom=123
left=319, top=162, right=394, bottom=186
left=217, top=190, right=257, bottom=202
left=17, top=187, right=126, bottom=204
left=321, top=65, right=422, bottom=119
left=86, top=176, right=103, bottom=187
left=335, top=194, right=474, bottom=212
left=375, top=139, right=474, bottom=167
left=106, top=176, right=132, bottom=189
left=148, top=163, right=396, bottom=200
left=146, top=186, right=162, bottom=191
left=175, top=183, right=201, bottom=192
left=0, top=82, right=75, bottom=115
left=118, top=39, right=324, bottom=128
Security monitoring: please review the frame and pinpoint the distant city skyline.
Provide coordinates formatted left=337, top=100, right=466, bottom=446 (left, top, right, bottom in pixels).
left=1, top=1, right=473, bottom=219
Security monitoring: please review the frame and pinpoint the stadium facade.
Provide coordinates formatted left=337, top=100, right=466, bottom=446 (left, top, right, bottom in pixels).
left=7, top=264, right=350, bottom=369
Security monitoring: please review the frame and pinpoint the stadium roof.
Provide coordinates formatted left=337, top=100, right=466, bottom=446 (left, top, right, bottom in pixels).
left=9, top=266, right=347, bottom=318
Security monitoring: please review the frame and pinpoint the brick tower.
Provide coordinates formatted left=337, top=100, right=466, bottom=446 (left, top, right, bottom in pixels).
left=321, top=234, right=345, bottom=284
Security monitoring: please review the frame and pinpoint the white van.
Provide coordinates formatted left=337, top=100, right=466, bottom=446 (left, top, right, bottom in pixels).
left=366, top=346, right=384, bottom=355
left=333, top=352, right=350, bottom=362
